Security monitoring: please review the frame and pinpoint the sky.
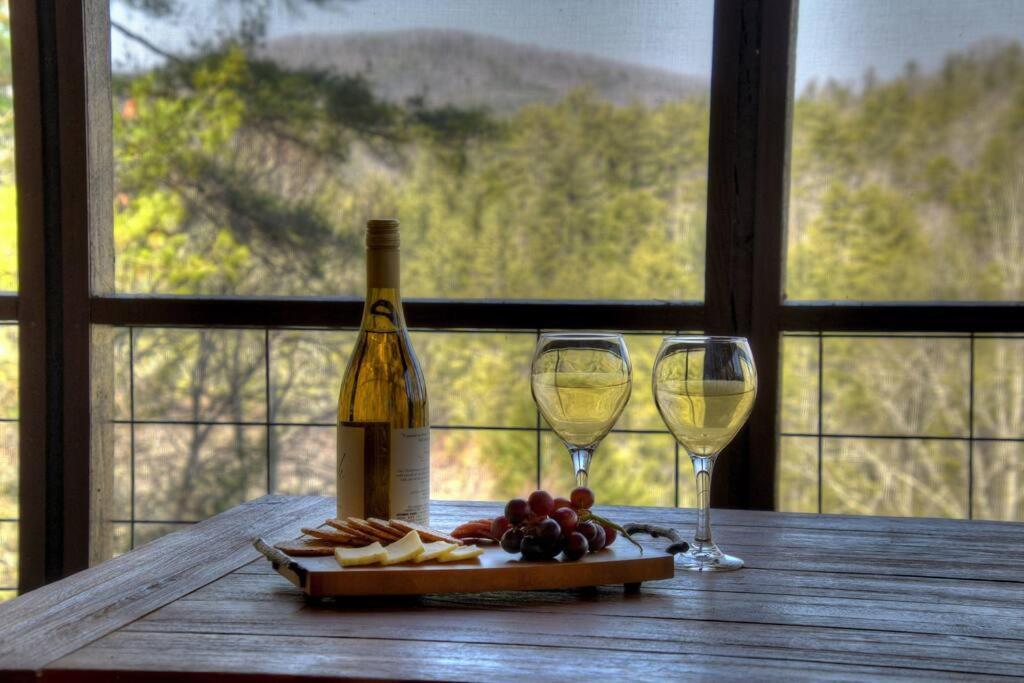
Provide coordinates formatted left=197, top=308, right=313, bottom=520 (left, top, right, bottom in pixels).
left=111, top=0, right=1024, bottom=90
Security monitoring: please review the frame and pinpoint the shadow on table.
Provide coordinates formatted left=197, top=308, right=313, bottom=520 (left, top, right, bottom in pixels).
left=303, top=584, right=673, bottom=612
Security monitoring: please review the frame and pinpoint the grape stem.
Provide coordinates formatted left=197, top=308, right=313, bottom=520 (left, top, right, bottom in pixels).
left=579, top=511, right=643, bottom=554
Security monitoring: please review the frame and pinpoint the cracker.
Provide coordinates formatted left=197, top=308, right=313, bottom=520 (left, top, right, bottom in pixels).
left=324, top=518, right=378, bottom=545
left=367, top=517, right=402, bottom=537
left=274, top=538, right=338, bottom=556
left=389, top=518, right=462, bottom=545
left=347, top=517, right=402, bottom=542
left=301, top=526, right=360, bottom=544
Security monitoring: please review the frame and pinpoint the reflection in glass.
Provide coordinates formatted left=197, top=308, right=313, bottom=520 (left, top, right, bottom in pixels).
left=654, top=336, right=755, bottom=571
left=532, top=333, right=632, bottom=488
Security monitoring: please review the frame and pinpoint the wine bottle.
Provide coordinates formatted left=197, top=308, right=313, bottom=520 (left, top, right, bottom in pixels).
left=337, top=219, right=430, bottom=525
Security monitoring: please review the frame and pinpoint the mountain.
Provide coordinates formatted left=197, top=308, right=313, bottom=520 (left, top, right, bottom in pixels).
left=259, top=29, right=707, bottom=114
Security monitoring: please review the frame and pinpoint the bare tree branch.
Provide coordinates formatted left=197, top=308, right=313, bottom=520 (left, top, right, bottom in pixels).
left=111, top=19, right=184, bottom=65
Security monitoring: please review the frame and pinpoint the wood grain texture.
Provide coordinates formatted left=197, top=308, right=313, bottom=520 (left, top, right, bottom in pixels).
left=116, top=566, right=1024, bottom=676
left=0, top=497, right=1020, bottom=681
left=0, top=496, right=329, bottom=672
left=45, top=632, right=970, bottom=682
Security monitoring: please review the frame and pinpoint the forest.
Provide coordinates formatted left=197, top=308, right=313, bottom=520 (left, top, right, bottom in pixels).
left=1, top=2, right=1023, bottom=596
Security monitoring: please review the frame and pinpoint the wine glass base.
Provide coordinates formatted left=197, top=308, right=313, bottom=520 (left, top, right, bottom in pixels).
left=676, top=540, right=743, bottom=572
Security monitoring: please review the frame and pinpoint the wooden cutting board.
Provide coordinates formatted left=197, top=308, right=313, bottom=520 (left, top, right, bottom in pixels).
left=260, top=541, right=674, bottom=598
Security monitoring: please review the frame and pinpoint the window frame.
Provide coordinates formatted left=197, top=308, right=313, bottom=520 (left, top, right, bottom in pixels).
left=8, top=0, right=1024, bottom=592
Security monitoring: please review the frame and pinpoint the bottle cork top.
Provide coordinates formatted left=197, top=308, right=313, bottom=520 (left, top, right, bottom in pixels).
left=366, top=219, right=400, bottom=248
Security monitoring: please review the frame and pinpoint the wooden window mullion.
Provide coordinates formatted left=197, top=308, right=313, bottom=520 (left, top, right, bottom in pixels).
left=12, top=0, right=113, bottom=590
left=704, top=0, right=796, bottom=510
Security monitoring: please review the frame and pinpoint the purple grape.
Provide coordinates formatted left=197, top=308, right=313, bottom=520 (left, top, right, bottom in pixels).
left=491, top=515, right=511, bottom=539
left=589, top=524, right=606, bottom=552
left=500, top=527, right=524, bottom=554
left=536, top=517, right=562, bottom=542
left=570, top=486, right=595, bottom=511
left=505, top=498, right=529, bottom=525
left=601, top=524, right=617, bottom=547
left=528, top=490, right=555, bottom=516
left=540, top=536, right=563, bottom=559
left=577, top=520, right=599, bottom=544
left=562, top=532, right=589, bottom=561
left=520, top=535, right=546, bottom=561
left=552, top=507, right=578, bottom=534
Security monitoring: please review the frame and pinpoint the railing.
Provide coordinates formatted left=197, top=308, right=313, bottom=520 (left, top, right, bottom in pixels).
left=111, top=325, right=702, bottom=551
left=779, top=331, right=1024, bottom=521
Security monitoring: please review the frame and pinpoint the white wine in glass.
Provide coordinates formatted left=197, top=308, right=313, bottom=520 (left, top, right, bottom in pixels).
left=653, top=336, right=756, bottom=571
left=531, top=333, right=632, bottom=487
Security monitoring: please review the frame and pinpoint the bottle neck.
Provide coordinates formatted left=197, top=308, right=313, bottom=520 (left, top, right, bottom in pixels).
left=362, top=247, right=406, bottom=332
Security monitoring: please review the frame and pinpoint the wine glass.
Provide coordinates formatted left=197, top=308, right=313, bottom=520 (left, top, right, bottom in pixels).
left=653, top=336, right=757, bottom=571
left=531, top=333, right=632, bottom=488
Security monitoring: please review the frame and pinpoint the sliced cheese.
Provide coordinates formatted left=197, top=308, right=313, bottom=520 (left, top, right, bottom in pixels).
left=335, top=542, right=387, bottom=567
left=412, top=540, right=459, bottom=563
left=436, top=544, right=484, bottom=563
left=382, top=530, right=425, bottom=565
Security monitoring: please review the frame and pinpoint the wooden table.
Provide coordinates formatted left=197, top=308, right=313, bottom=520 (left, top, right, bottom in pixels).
left=1, top=496, right=1023, bottom=681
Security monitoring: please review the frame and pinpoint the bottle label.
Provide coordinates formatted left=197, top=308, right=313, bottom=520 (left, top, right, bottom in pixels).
left=337, top=423, right=430, bottom=526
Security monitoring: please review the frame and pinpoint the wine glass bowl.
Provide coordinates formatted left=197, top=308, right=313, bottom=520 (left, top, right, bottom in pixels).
left=531, top=333, right=632, bottom=487
left=653, top=336, right=756, bottom=572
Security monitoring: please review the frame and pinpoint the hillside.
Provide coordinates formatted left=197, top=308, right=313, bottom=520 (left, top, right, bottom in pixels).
left=260, top=29, right=707, bottom=114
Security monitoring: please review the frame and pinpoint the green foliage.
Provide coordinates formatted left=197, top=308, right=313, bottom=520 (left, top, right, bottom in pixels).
left=789, top=183, right=929, bottom=299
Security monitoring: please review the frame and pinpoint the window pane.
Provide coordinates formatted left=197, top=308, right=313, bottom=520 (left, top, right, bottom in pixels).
left=416, top=331, right=536, bottom=429
left=822, top=336, right=970, bottom=438
left=617, top=334, right=673, bottom=431
left=134, top=424, right=267, bottom=522
left=973, top=336, right=1024, bottom=439
left=0, top=422, right=14, bottom=519
left=269, top=330, right=356, bottom=425
left=110, top=522, right=132, bottom=557
left=0, top=324, right=15, bottom=598
left=822, top=438, right=968, bottom=518
left=788, top=1, right=1024, bottom=301
left=973, top=442, right=1024, bottom=522
left=133, top=328, right=266, bottom=423
left=777, top=436, right=818, bottom=514
left=0, top=1, right=15, bottom=292
left=780, top=334, right=819, bottom=435
left=0, top=520, right=15, bottom=594
left=112, top=424, right=132, bottom=521
left=111, top=1, right=712, bottom=300
left=432, top=429, right=536, bottom=502
left=776, top=335, right=1000, bottom=519
left=271, top=425, right=333, bottom=496
left=540, top=431, right=679, bottom=507
left=0, top=0, right=16, bottom=593
left=113, top=327, right=131, bottom=420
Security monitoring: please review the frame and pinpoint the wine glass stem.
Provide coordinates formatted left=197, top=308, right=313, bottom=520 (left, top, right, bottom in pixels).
left=570, top=447, right=593, bottom=488
left=692, top=454, right=715, bottom=544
